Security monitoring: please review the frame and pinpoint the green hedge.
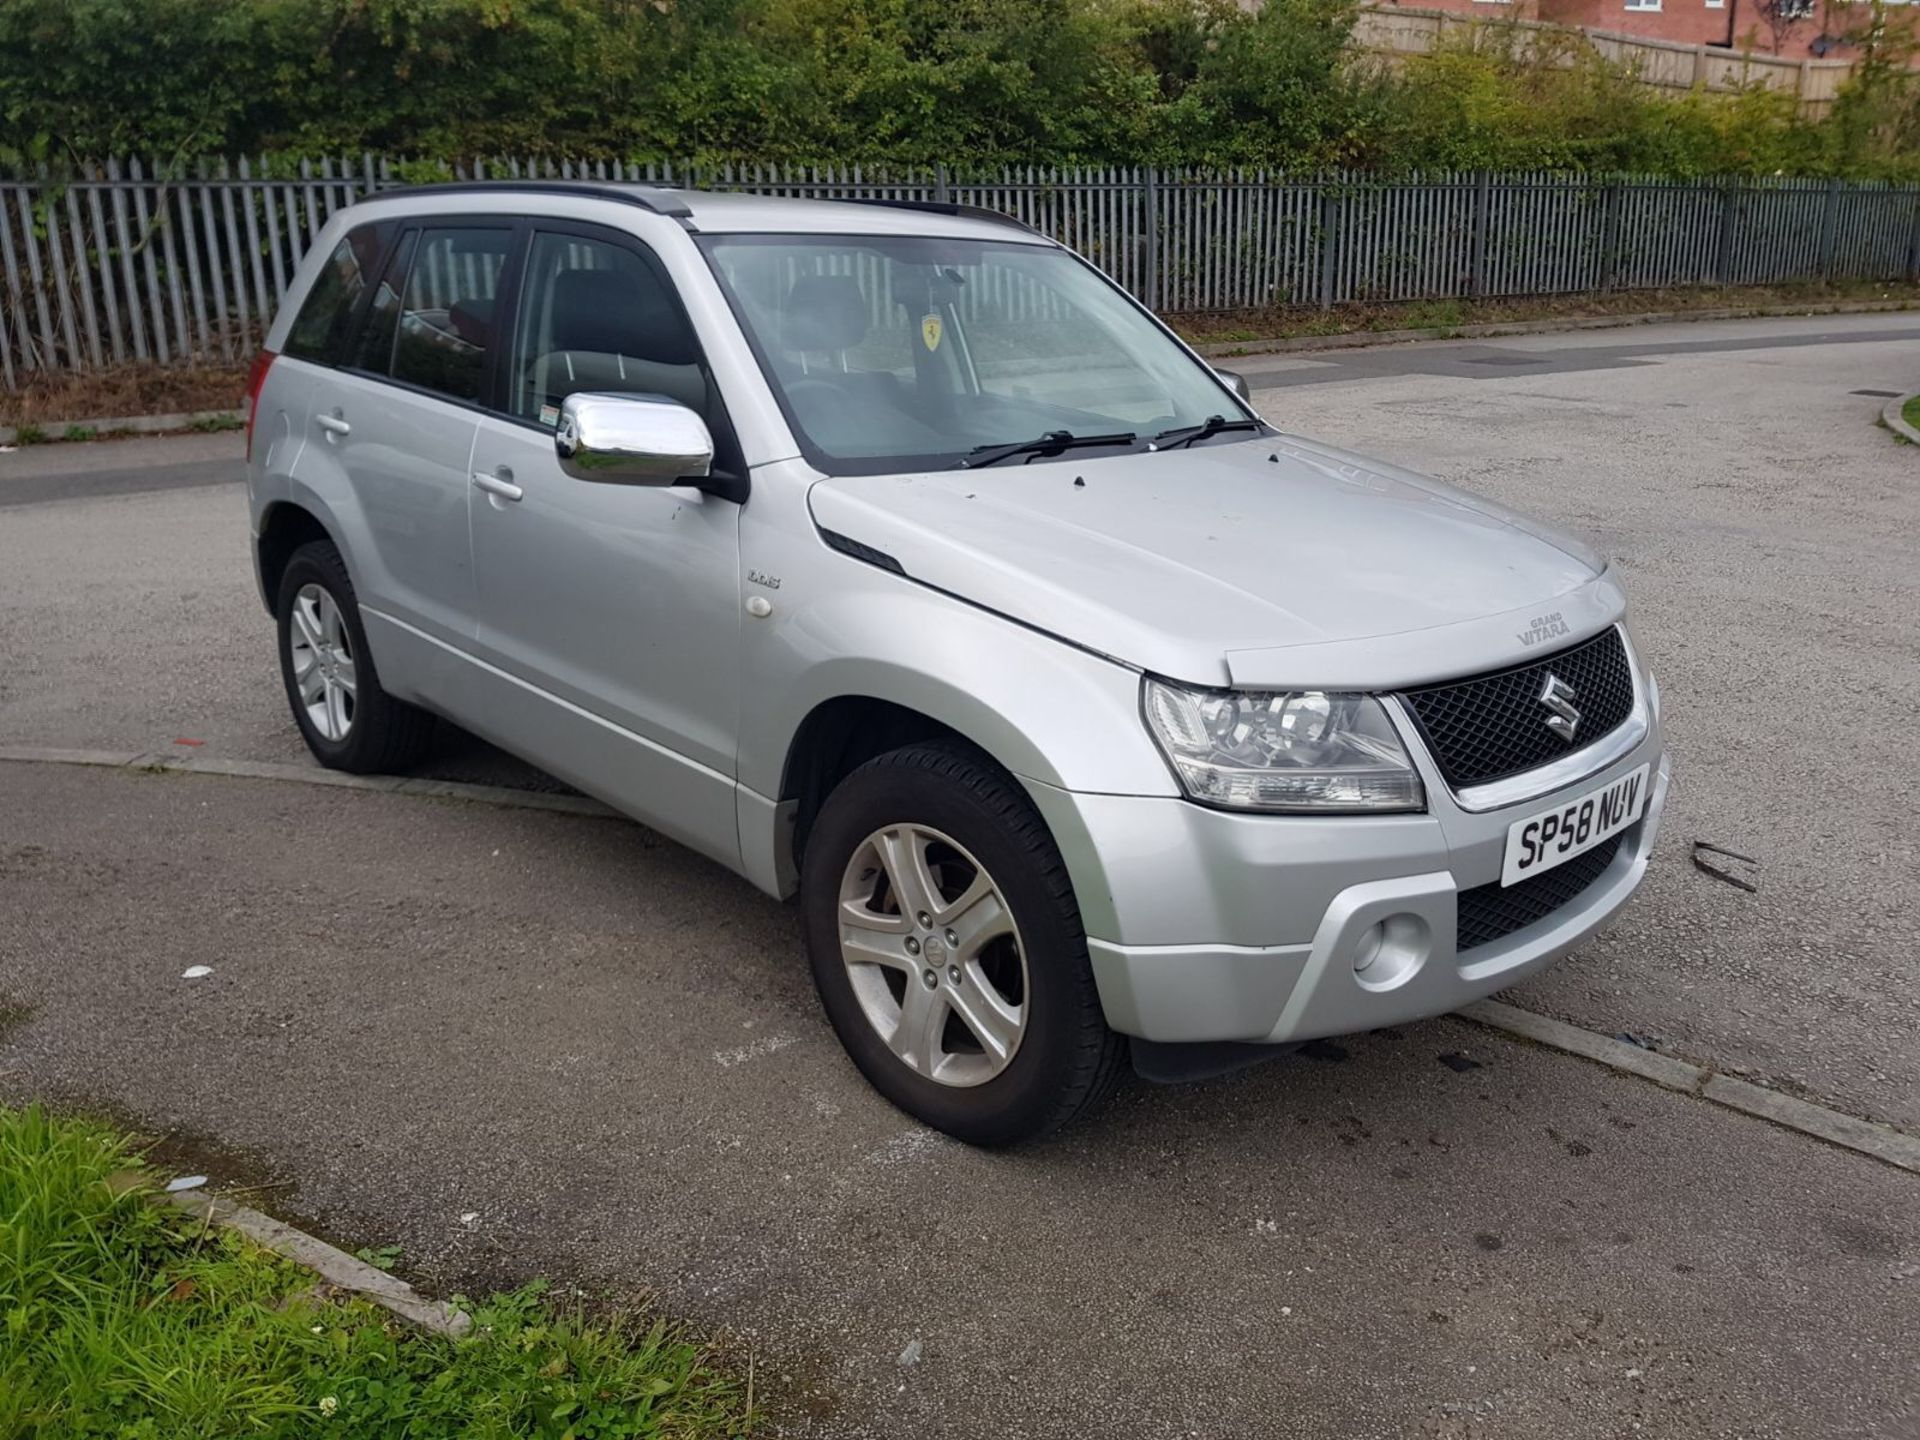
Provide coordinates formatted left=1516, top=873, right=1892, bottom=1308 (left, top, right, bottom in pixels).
left=1, top=0, right=1916, bottom=179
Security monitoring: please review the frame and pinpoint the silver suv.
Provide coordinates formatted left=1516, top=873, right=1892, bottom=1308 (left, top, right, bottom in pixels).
left=245, top=183, right=1669, bottom=1144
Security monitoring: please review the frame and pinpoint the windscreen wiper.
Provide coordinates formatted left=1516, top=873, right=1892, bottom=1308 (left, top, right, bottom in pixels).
left=960, top=430, right=1138, bottom=469
left=1152, top=415, right=1262, bottom=450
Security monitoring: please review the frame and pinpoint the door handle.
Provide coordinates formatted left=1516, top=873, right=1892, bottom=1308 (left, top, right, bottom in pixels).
left=472, top=468, right=523, bottom=502
left=315, top=410, right=351, bottom=436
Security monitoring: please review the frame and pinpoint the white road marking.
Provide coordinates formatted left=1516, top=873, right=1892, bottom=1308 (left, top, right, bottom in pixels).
left=713, top=1033, right=796, bottom=1069
left=864, top=1128, right=951, bottom=1168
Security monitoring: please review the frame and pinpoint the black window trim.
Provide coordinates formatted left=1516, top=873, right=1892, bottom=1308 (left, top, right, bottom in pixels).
left=331, top=215, right=526, bottom=419
left=297, top=209, right=749, bottom=502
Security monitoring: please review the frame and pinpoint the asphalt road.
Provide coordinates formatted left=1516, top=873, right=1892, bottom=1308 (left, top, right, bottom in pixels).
left=3, top=313, right=1918, bottom=1436
left=1237, top=314, right=1920, bottom=1138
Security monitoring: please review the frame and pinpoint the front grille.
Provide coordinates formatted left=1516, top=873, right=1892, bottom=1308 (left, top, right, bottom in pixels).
left=1400, top=627, right=1635, bottom=789
left=1456, top=829, right=1629, bottom=952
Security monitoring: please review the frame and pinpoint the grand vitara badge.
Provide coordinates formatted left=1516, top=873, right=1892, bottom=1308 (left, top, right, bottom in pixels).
left=1516, top=610, right=1571, bottom=648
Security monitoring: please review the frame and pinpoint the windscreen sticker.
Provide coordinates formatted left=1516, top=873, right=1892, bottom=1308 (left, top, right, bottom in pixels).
left=538, top=403, right=560, bottom=427
left=920, top=313, right=942, bottom=352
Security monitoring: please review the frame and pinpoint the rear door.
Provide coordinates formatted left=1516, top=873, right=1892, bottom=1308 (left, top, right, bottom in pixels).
left=313, top=223, right=515, bottom=653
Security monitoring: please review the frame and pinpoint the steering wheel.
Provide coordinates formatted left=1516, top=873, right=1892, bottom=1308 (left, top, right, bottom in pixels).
left=784, top=377, right=847, bottom=412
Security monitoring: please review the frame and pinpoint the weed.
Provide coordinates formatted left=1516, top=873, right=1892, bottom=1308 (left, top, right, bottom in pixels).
left=188, top=412, right=244, bottom=433
left=0, top=1000, right=30, bottom=1040
left=1400, top=299, right=1465, bottom=330
left=62, top=423, right=98, bottom=442
left=353, top=1243, right=404, bottom=1272
left=13, top=423, right=46, bottom=444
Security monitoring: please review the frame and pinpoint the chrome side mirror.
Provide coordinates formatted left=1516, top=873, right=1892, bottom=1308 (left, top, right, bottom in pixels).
left=554, top=393, right=714, bottom=485
left=1215, top=368, right=1251, bottom=403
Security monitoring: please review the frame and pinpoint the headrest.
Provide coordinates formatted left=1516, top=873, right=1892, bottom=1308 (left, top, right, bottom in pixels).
left=781, top=274, right=868, bottom=353
left=448, top=298, right=492, bottom=346
left=548, top=268, right=699, bottom=365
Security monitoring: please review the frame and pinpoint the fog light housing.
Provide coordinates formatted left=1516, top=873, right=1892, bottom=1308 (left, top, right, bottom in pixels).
left=1350, top=913, right=1429, bottom=992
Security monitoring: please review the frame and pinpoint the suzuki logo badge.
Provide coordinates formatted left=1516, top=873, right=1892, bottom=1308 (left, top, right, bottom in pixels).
left=1539, top=674, right=1581, bottom=743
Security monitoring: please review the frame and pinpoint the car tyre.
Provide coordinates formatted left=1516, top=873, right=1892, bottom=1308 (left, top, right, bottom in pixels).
left=275, top=539, right=435, bottom=774
left=802, top=741, right=1127, bottom=1146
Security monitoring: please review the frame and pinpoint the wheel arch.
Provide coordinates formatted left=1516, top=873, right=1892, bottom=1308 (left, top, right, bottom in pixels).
left=779, top=695, right=980, bottom=873
left=255, top=500, right=338, bottom=616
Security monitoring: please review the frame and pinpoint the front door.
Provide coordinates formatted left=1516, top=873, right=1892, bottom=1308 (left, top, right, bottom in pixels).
left=465, top=225, right=744, bottom=866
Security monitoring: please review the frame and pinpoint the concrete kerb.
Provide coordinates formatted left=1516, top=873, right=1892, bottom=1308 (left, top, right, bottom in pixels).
left=0, top=408, right=245, bottom=447
left=165, top=1187, right=471, bottom=1336
left=1459, top=1000, right=1920, bottom=1175
left=0, top=744, right=619, bottom=819
left=1881, top=391, right=1920, bottom=445
left=1191, top=298, right=1920, bottom=361
left=7, top=743, right=1918, bottom=1175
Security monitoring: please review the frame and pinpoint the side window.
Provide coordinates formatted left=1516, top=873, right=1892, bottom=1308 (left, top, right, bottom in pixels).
left=283, top=221, right=393, bottom=364
left=508, top=231, right=709, bottom=427
left=390, top=227, right=511, bottom=404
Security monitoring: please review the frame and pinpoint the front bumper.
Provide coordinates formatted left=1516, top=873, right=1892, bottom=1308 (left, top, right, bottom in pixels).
left=1027, top=710, right=1669, bottom=1046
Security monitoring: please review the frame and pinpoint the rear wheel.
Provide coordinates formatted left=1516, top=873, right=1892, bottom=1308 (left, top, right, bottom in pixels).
left=801, top=743, right=1125, bottom=1145
left=275, top=540, right=435, bottom=774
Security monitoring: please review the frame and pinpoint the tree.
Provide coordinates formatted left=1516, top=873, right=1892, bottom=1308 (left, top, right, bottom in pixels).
left=1751, top=0, right=1817, bottom=56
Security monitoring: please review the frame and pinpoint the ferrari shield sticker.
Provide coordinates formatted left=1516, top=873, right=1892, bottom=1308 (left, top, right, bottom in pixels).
left=921, top=313, right=943, bottom=352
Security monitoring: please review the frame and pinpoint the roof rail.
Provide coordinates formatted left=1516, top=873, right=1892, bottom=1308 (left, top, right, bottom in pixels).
left=356, top=180, right=694, bottom=220
left=352, top=183, right=1043, bottom=236
left=833, top=197, right=1043, bottom=237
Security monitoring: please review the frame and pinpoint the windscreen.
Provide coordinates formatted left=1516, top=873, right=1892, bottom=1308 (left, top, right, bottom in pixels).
left=699, top=233, right=1246, bottom=474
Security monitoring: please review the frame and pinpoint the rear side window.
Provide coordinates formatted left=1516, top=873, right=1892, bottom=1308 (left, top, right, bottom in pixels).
left=390, top=227, right=512, bottom=404
left=283, top=222, right=394, bottom=364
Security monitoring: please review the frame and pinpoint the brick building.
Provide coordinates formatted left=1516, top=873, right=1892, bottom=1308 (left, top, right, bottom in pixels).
left=1385, top=0, right=1912, bottom=63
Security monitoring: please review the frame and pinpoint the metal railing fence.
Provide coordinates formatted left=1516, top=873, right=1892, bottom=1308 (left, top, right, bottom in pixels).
left=4, top=157, right=1919, bottom=389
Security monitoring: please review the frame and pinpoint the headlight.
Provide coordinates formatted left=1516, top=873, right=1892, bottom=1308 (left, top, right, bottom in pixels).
left=1142, top=679, right=1425, bottom=813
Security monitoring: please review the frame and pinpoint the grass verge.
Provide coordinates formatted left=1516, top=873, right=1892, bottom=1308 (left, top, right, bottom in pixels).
left=0, top=1103, right=751, bottom=1439
left=1168, top=279, right=1920, bottom=347
left=1904, top=395, right=1920, bottom=434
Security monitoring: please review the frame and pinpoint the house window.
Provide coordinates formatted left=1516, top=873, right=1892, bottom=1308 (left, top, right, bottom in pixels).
left=1624, top=0, right=1661, bottom=10
left=1705, top=0, right=1724, bottom=8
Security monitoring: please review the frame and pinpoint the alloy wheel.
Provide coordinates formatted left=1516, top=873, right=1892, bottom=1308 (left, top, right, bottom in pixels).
left=836, top=822, right=1029, bottom=1087
left=287, top=582, right=356, bottom=742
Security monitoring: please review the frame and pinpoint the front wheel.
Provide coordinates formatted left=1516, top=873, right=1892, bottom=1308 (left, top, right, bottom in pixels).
left=801, top=743, right=1126, bottom=1146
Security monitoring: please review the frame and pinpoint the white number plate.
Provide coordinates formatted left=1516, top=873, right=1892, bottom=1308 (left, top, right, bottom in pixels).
left=1500, top=764, right=1649, bottom=888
